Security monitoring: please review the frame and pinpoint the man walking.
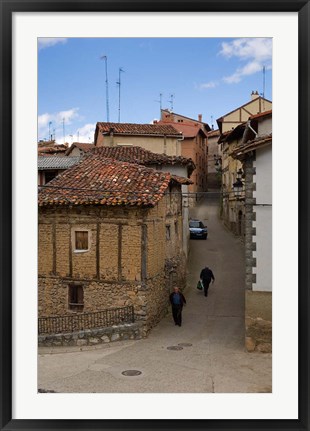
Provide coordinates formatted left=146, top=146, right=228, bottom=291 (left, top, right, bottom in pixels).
left=200, top=266, right=215, bottom=297
left=169, top=287, right=186, bottom=326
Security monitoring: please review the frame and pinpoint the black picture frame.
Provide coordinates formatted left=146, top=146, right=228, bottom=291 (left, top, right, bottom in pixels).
left=1, top=1, right=309, bottom=430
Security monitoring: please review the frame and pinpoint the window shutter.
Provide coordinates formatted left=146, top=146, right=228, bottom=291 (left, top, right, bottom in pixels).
left=75, top=231, right=88, bottom=250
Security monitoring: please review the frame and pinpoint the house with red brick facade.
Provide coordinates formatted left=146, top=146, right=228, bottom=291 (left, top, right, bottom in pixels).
left=157, top=110, right=210, bottom=204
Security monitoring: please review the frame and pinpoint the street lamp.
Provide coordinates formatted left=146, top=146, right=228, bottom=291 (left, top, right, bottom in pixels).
left=233, top=168, right=244, bottom=199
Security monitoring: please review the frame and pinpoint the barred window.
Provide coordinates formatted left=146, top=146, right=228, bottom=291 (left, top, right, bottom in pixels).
left=68, top=285, right=84, bottom=312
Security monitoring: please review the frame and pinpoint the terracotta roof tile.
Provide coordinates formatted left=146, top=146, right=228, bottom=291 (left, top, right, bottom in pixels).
left=38, top=157, right=190, bottom=208
left=96, top=122, right=182, bottom=136
left=87, top=146, right=195, bottom=175
left=38, top=145, right=68, bottom=155
left=250, top=110, right=272, bottom=120
left=157, top=121, right=207, bottom=138
left=65, top=142, right=95, bottom=155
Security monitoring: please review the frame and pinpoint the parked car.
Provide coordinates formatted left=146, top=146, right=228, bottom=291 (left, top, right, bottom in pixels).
left=189, top=219, right=208, bottom=239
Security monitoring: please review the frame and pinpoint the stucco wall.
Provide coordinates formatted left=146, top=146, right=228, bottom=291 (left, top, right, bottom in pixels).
left=253, top=146, right=272, bottom=292
left=97, top=133, right=181, bottom=156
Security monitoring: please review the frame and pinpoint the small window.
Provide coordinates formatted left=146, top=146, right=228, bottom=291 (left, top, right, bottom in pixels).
left=75, top=231, right=88, bottom=251
left=68, top=285, right=84, bottom=312
left=166, top=225, right=171, bottom=240
left=175, top=221, right=178, bottom=237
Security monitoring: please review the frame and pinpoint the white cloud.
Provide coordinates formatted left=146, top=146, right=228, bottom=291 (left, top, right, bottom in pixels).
left=220, top=38, right=272, bottom=84
left=75, top=123, right=96, bottom=143
left=38, top=108, right=80, bottom=141
left=199, top=81, right=218, bottom=89
left=38, top=38, right=68, bottom=50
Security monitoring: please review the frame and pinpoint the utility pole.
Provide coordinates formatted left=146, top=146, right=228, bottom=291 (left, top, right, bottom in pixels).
left=100, top=55, right=110, bottom=122
left=116, top=67, right=125, bottom=123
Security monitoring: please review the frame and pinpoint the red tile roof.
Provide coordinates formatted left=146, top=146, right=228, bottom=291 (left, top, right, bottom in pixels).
left=38, top=157, right=191, bottom=208
left=207, top=129, right=220, bottom=137
left=96, top=122, right=182, bottom=136
left=38, top=144, right=68, bottom=155
left=87, top=145, right=195, bottom=175
left=230, top=134, right=272, bottom=158
left=65, top=142, right=95, bottom=155
left=157, top=121, right=207, bottom=138
left=250, top=110, right=272, bottom=120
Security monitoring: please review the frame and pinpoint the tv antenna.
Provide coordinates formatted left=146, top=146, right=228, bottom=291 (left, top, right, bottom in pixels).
left=168, top=94, right=174, bottom=112
left=116, top=67, right=125, bottom=123
left=155, top=93, right=163, bottom=117
left=100, top=55, right=110, bottom=122
left=62, top=118, right=66, bottom=144
left=48, top=121, right=52, bottom=141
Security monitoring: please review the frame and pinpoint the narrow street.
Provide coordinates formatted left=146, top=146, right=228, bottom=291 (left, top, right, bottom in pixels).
left=38, top=199, right=271, bottom=393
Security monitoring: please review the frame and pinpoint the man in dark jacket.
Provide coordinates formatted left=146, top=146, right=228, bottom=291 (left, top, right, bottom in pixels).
left=169, top=287, right=186, bottom=326
left=200, top=266, right=215, bottom=297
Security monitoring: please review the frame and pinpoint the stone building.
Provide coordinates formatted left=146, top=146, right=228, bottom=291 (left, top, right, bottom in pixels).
left=38, top=155, right=191, bottom=335
left=218, top=124, right=246, bottom=236
left=94, top=122, right=183, bottom=156
left=87, top=145, right=195, bottom=257
left=231, top=110, right=272, bottom=353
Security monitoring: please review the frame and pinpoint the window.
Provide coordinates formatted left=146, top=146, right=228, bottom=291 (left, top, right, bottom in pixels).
left=166, top=225, right=171, bottom=240
left=175, top=221, right=178, bottom=237
left=68, top=285, right=84, bottom=312
left=44, top=170, right=58, bottom=184
left=75, top=231, right=88, bottom=251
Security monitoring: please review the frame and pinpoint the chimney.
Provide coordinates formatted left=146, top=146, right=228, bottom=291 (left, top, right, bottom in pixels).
left=251, top=90, right=260, bottom=100
left=198, top=114, right=202, bottom=122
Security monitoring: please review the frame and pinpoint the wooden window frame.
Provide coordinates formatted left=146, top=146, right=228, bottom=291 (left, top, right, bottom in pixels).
left=71, top=227, right=91, bottom=253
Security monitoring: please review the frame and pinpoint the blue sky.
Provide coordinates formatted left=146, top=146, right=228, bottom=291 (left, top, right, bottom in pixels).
left=38, top=37, right=272, bottom=144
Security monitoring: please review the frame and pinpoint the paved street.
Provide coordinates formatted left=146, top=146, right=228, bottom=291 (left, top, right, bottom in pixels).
left=38, top=199, right=271, bottom=393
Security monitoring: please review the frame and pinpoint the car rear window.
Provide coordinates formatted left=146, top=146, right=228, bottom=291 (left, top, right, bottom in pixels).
left=190, top=221, right=202, bottom=228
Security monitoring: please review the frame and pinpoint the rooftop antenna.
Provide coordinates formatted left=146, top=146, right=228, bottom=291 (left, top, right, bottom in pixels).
left=262, top=65, right=266, bottom=99
left=62, top=118, right=66, bottom=144
left=77, top=131, right=80, bottom=142
left=116, top=67, right=125, bottom=123
left=53, top=128, right=56, bottom=142
left=168, top=94, right=174, bottom=112
left=211, top=115, right=214, bottom=130
left=100, top=55, right=110, bottom=122
left=155, top=93, right=163, bottom=117
left=49, top=121, right=52, bottom=141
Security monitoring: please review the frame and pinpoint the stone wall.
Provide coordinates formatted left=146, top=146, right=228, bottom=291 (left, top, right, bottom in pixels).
left=243, top=156, right=272, bottom=352
left=245, top=291, right=272, bottom=353
left=38, top=322, right=144, bottom=347
left=38, top=194, right=185, bottom=333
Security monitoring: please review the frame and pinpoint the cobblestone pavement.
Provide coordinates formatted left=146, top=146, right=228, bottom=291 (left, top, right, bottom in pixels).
left=38, top=199, right=271, bottom=393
